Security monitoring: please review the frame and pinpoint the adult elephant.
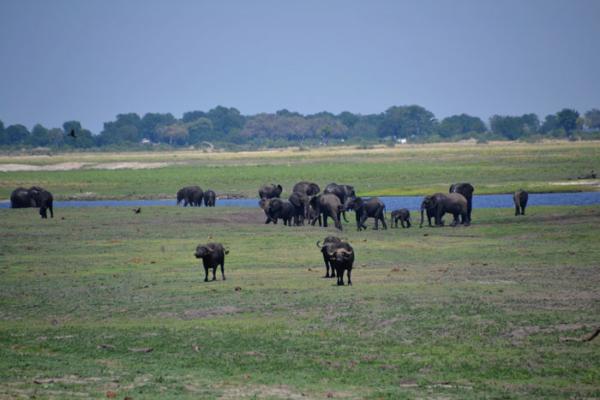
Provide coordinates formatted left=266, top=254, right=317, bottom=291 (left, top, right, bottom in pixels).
left=449, top=182, right=474, bottom=222
left=420, top=192, right=469, bottom=227
left=309, top=194, right=343, bottom=230
left=11, top=186, right=54, bottom=218
left=346, top=197, right=387, bottom=231
left=324, top=183, right=356, bottom=222
left=292, top=181, right=320, bottom=218
left=259, top=198, right=295, bottom=226
left=177, top=186, right=203, bottom=207
left=288, top=192, right=309, bottom=225
left=514, top=189, right=529, bottom=216
left=259, top=184, right=283, bottom=199
left=10, top=187, right=36, bottom=208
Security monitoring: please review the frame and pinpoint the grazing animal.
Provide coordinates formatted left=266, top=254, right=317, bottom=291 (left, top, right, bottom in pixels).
left=316, top=236, right=343, bottom=278
left=203, top=190, right=216, bottom=207
left=514, top=189, right=529, bottom=216
left=177, top=186, right=203, bottom=207
left=309, top=194, right=344, bottom=230
left=449, top=182, right=474, bottom=222
left=325, top=241, right=355, bottom=286
left=11, top=186, right=54, bottom=218
left=390, top=208, right=411, bottom=228
left=260, top=198, right=295, bottom=226
left=259, top=184, right=283, bottom=199
left=323, top=183, right=356, bottom=222
left=194, top=243, right=228, bottom=282
left=346, top=197, right=387, bottom=231
left=420, top=193, right=468, bottom=227
left=293, top=181, right=321, bottom=219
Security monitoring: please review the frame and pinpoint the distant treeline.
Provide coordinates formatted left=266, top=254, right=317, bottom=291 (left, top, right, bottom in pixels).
left=1, top=106, right=599, bottom=150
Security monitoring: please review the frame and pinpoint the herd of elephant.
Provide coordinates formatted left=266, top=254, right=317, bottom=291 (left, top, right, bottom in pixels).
left=9, top=182, right=529, bottom=226
left=176, top=186, right=217, bottom=207
left=258, top=182, right=530, bottom=231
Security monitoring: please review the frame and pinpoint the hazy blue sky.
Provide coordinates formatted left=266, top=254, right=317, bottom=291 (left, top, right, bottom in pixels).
left=1, top=0, right=599, bottom=133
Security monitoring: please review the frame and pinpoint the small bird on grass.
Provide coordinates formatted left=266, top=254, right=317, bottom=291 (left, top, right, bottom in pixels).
left=133, top=207, right=141, bottom=214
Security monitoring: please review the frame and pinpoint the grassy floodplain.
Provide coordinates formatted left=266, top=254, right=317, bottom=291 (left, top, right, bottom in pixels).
left=0, top=205, right=599, bottom=399
left=0, top=140, right=599, bottom=399
left=0, top=140, right=599, bottom=200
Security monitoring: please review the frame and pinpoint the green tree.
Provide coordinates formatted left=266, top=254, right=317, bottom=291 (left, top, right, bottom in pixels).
left=0, top=120, right=6, bottom=145
left=5, top=124, right=30, bottom=144
left=438, top=114, right=486, bottom=138
left=27, top=123, right=50, bottom=147
left=584, top=109, right=600, bottom=130
left=540, top=114, right=560, bottom=134
left=187, top=117, right=214, bottom=143
left=157, top=123, right=189, bottom=145
left=338, top=111, right=360, bottom=129
left=556, top=109, right=579, bottom=134
left=182, top=110, right=207, bottom=123
left=207, top=106, right=245, bottom=139
left=99, top=113, right=142, bottom=145
left=140, top=113, right=176, bottom=142
left=379, top=105, right=437, bottom=138
left=490, top=113, right=540, bottom=139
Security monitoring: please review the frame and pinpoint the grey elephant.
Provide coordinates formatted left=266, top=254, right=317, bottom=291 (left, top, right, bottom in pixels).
left=390, top=208, right=411, bottom=228
left=288, top=192, right=309, bottom=225
left=323, top=183, right=356, bottom=222
left=420, top=193, right=469, bottom=227
left=309, top=194, right=344, bottom=230
left=259, top=184, right=283, bottom=199
left=10, top=186, right=54, bottom=218
left=203, top=190, right=216, bottom=207
left=449, top=182, right=474, bottom=222
left=259, top=198, right=296, bottom=226
left=293, top=181, right=320, bottom=218
left=177, top=186, right=204, bottom=207
left=346, top=197, right=387, bottom=231
left=514, top=189, right=529, bottom=215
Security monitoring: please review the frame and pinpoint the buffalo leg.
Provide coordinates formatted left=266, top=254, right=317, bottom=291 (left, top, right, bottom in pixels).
left=204, top=267, right=209, bottom=282
left=347, top=269, right=352, bottom=286
left=212, top=267, right=217, bottom=281
left=221, top=262, right=226, bottom=280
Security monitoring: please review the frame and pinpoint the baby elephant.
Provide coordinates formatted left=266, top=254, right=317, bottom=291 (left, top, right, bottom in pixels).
left=325, top=241, right=355, bottom=286
left=390, top=208, right=411, bottom=228
left=194, top=243, right=229, bottom=282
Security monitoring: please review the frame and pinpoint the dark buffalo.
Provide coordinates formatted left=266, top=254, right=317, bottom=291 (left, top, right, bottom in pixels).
left=316, top=236, right=343, bottom=278
left=325, top=241, right=355, bottom=286
left=194, top=243, right=228, bottom=282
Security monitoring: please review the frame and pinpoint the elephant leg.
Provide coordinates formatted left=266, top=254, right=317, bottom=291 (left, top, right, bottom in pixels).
left=342, top=211, right=349, bottom=223
left=49, top=205, right=53, bottom=218
left=323, top=214, right=328, bottom=228
left=221, top=262, right=226, bottom=280
left=381, top=214, right=387, bottom=230
left=359, top=215, right=368, bottom=231
left=374, top=216, right=379, bottom=230
left=515, top=206, right=519, bottom=216
left=204, top=267, right=209, bottom=282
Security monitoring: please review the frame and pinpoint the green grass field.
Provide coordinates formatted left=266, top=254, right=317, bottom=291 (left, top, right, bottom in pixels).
left=1, top=141, right=599, bottom=200
left=1, top=205, right=599, bottom=399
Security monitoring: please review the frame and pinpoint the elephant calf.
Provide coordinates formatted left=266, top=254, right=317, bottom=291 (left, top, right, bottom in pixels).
left=390, top=208, right=411, bottom=228
left=203, top=190, right=216, bottom=207
left=324, top=241, right=355, bottom=286
left=316, top=236, right=343, bottom=278
left=514, top=189, right=529, bottom=216
left=194, top=243, right=228, bottom=282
